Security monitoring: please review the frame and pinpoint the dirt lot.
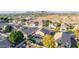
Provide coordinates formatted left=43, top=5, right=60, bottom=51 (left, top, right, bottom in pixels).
left=32, top=15, right=79, bottom=24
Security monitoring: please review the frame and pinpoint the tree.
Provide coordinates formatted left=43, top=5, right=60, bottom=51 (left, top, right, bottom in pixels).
left=3, top=25, right=13, bottom=33
left=74, top=29, right=79, bottom=41
left=43, top=34, right=56, bottom=48
left=9, top=31, right=24, bottom=45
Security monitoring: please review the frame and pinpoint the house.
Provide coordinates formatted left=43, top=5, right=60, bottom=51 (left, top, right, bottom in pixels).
left=23, top=22, right=29, bottom=27
left=35, top=30, right=44, bottom=37
left=0, top=23, right=6, bottom=28
left=34, top=22, right=39, bottom=26
left=0, top=39, right=10, bottom=48
left=0, top=19, right=8, bottom=28
left=21, top=27, right=39, bottom=36
left=32, top=34, right=43, bottom=44
left=8, top=17, right=13, bottom=23
left=40, top=28, right=55, bottom=35
left=6, top=23, right=21, bottom=30
left=0, top=19, right=5, bottom=23
left=73, top=25, right=79, bottom=31
left=13, top=17, right=22, bottom=25
left=48, top=24, right=56, bottom=29
left=27, top=21, right=40, bottom=27
left=0, top=33, right=10, bottom=48
left=33, top=30, right=45, bottom=44
left=25, top=16, right=32, bottom=21
left=54, top=32, right=76, bottom=48
left=29, top=23, right=36, bottom=27
left=0, top=37, right=10, bottom=48
left=21, top=27, right=43, bottom=44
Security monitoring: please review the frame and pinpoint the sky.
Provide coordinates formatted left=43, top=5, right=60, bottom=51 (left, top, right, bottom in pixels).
left=0, top=0, right=79, bottom=13
left=0, top=0, right=79, bottom=11
left=0, top=11, right=26, bottom=14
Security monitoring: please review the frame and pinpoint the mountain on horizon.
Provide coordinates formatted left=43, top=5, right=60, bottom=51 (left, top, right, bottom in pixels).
left=0, top=11, right=79, bottom=14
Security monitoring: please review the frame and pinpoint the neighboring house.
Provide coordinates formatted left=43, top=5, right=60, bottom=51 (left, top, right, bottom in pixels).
left=0, top=19, right=7, bottom=28
left=13, top=18, right=22, bottom=25
left=17, top=21, right=22, bottom=25
left=0, top=33, right=10, bottom=48
left=0, top=39, right=10, bottom=48
left=48, top=24, right=56, bottom=29
left=60, top=23, right=68, bottom=32
left=29, top=23, right=36, bottom=27
left=25, top=21, right=35, bottom=27
left=21, top=27, right=39, bottom=36
left=0, top=23, right=6, bottom=28
left=27, top=21, right=39, bottom=27
left=34, top=30, right=45, bottom=44
left=8, top=17, right=13, bottom=23
left=73, top=25, right=79, bottom=31
left=34, top=22, right=39, bottom=26
left=23, top=22, right=29, bottom=27
left=35, top=30, right=44, bottom=37
left=25, top=16, right=32, bottom=21
left=32, top=34, right=43, bottom=44
left=54, top=32, right=76, bottom=48
left=0, top=19, right=5, bottom=23
left=40, top=28, right=55, bottom=35
left=12, top=19, right=18, bottom=24
left=6, top=23, right=21, bottom=30
left=21, top=27, right=42, bottom=44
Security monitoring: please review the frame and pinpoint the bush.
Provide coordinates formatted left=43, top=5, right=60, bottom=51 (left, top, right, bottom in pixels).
left=9, top=31, right=24, bottom=45
left=28, top=35, right=36, bottom=43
